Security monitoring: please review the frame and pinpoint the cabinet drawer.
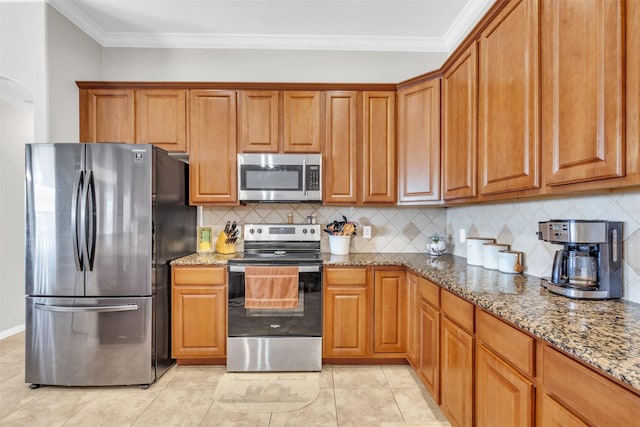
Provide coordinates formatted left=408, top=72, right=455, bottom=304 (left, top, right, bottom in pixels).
left=441, top=290, right=474, bottom=334
left=173, top=266, right=226, bottom=286
left=325, top=267, right=368, bottom=286
left=417, top=276, right=440, bottom=308
left=543, top=346, right=640, bottom=426
left=477, top=310, right=535, bottom=377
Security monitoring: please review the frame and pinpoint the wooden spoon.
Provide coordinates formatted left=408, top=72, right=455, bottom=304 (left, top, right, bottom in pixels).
left=513, top=252, right=523, bottom=273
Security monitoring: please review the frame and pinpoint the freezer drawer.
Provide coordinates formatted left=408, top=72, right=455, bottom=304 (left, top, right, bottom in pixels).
left=26, top=297, right=154, bottom=387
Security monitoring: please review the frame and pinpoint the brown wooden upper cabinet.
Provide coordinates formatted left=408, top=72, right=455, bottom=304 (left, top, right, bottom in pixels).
left=362, top=91, right=396, bottom=204
left=442, top=43, right=478, bottom=201
left=478, top=0, right=540, bottom=196
left=237, top=90, right=321, bottom=153
left=541, top=0, right=624, bottom=186
left=136, top=89, right=187, bottom=153
left=324, top=91, right=358, bottom=204
left=80, top=89, right=135, bottom=144
left=189, top=90, right=238, bottom=205
left=397, top=79, right=441, bottom=204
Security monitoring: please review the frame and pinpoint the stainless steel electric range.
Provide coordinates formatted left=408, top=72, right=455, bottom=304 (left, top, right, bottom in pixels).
left=227, top=223, right=322, bottom=372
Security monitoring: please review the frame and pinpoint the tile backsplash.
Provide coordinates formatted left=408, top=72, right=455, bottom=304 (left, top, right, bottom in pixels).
left=447, top=191, right=640, bottom=304
left=201, top=190, right=640, bottom=304
left=201, top=204, right=447, bottom=254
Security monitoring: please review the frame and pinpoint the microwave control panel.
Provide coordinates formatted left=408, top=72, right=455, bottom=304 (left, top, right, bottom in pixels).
left=306, top=165, right=320, bottom=191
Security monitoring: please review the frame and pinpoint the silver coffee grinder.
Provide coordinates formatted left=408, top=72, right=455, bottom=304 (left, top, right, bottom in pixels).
left=537, top=220, right=623, bottom=299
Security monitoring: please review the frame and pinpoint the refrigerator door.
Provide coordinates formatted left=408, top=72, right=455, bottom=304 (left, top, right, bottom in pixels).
left=26, top=296, right=154, bottom=386
left=85, top=144, right=153, bottom=297
left=25, top=143, right=85, bottom=297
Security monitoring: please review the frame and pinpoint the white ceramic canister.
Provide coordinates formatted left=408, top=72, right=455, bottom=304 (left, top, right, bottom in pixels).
left=466, top=237, right=495, bottom=265
left=482, top=243, right=510, bottom=270
left=498, top=250, right=522, bottom=274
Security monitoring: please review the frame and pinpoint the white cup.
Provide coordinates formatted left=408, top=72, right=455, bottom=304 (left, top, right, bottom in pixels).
left=483, top=243, right=509, bottom=270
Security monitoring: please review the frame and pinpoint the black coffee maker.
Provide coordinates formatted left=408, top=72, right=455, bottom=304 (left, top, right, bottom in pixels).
left=538, top=220, right=623, bottom=299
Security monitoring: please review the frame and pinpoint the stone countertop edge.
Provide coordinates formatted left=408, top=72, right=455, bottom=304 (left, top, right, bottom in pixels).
left=171, top=252, right=640, bottom=394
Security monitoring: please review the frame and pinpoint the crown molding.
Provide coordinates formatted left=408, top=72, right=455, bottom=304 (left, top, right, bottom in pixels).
left=443, top=0, right=496, bottom=53
left=48, top=0, right=493, bottom=53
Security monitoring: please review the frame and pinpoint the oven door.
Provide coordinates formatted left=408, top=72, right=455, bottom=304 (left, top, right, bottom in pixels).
left=227, top=263, right=322, bottom=337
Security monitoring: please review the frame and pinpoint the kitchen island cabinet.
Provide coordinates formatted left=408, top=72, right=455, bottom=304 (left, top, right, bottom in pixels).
left=171, top=266, right=227, bottom=362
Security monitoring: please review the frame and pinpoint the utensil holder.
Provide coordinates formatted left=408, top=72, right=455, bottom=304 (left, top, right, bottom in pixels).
left=215, top=231, right=236, bottom=254
left=329, top=235, right=351, bottom=255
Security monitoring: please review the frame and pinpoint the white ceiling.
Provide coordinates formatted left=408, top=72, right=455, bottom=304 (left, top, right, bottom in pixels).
left=47, top=0, right=496, bottom=53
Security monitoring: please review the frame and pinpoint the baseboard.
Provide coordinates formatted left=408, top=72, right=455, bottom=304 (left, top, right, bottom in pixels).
left=0, top=323, right=25, bottom=340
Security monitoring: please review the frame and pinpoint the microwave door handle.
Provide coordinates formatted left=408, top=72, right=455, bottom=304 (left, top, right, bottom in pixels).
left=302, top=159, right=307, bottom=196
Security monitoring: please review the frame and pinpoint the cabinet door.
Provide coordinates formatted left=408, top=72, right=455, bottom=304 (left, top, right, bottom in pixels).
left=238, top=90, right=279, bottom=152
left=442, top=43, right=478, bottom=200
left=189, top=90, right=238, bottom=204
left=373, top=270, right=406, bottom=353
left=324, top=91, right=358, bottom=204
left=172, top=267, right=227, bottom=358
left=542, top=0, right=624, bottom=186
left=283, top=91, right=321, bottom=153
left=406, top=273, right=419, bottom=364
left=398, top=79, right=441, bottom=204
left=419, top=299, right=440, bottom=403
left=538, top=393, right=588, bottom=427
left=81, top=89, right=135, bottom=143
left=323, top=268, right=370, bottom=357
left=362, top=91, right=396, bottom=203
left=476, top=345, right=534, bottom=427
left=629, top=0, right=640, bottom=175
left=478, top=0, right=539, bottom=195
left=441, top=317, right=474, bottom=427
left=136, top=89, right=187, bottom=153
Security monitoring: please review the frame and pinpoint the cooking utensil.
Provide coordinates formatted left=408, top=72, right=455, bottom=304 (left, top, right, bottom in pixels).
left=224, top=221, right=231, bottom=234
left=513, top=252, right=523, bottom=273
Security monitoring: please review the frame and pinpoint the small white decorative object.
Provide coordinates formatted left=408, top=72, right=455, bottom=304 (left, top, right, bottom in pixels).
left=427, top=234, right=447, bottom=256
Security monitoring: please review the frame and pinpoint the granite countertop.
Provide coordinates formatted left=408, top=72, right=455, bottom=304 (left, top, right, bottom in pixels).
left=171, top=252, right=640, bottom=393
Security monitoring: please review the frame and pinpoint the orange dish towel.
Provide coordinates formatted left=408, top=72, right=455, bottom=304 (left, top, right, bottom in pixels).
left=244, top=266, right=299, bottom=309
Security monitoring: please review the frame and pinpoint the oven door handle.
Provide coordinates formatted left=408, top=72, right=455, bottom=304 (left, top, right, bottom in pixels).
left=228, top=265, right=321, bottom=273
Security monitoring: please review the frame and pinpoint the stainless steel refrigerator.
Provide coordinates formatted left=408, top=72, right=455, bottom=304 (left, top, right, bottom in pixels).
left=25, top=143, right=196, bottom=387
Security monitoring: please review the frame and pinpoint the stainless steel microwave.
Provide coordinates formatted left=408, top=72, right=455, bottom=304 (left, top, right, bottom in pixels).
left=237, top=153, right=322, bottom=202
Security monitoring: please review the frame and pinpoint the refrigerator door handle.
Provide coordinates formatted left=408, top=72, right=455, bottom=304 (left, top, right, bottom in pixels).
left=34, top=303, right=139, bottom=313
left=71, top=171, right=85, bottom=271
left=84, top=170, right=97, bottom=271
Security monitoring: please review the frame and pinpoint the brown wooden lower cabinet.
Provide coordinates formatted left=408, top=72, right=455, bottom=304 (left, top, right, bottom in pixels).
left=440, top=316, right=474, bottom=427
left=405, top=273, right=419, bottom=364
left=373, top=269, right=406, bottom=353
left=171, top=266, right=227, bottom=360
left=418, top=297, right=440, bottom=402
left=476, top=345, right=534, bottom=427
left=323, top=267, right=371, bottom=357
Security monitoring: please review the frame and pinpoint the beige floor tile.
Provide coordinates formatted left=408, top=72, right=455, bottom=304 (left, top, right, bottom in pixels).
left=0, top=341, right=24, bottom=364
left=382, top=365, right=420, bottom=389
left=319, top=365, right=334, bottom=389
left=0, top=385, right=45, bottom=420
left=335, top=388, right=404, bottom=427
left=269, top=388, right=338, bottom=427
left=200, top=404, right=271, bottom=427
left=392, top=388, right=450, bottom=424
left=63, top=387, right=160, bottom=427
left=0, top=388, right=102, bottom=427
left=332, top=365, right=388, bottom=389
left=164, top=365, right=226, bottom=390
left=131, top=388, right=214, bottom=426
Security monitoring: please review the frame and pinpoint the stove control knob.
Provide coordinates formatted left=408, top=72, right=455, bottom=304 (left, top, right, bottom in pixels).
left=302, top=228, right=308, bottom=234
left=249, top=228, right=255, bottom=234
left=257, top=228, right=262, bottom=234
left=310, top=228, right=315, bottom=234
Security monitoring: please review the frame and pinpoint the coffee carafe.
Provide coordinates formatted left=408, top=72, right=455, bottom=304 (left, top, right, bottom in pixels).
left=538, top=220, right=622, bottom=299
